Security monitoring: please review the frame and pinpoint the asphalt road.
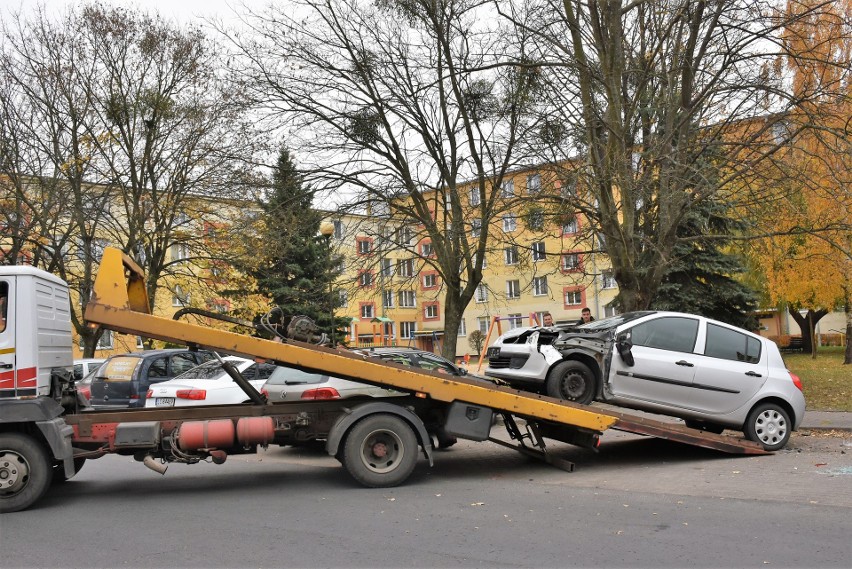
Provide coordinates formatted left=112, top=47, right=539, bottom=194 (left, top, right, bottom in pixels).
left=2, top=429, right=850, bottom=569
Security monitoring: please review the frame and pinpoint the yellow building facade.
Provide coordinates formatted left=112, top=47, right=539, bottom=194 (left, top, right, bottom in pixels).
left=327, top=164, right=619, bottom=358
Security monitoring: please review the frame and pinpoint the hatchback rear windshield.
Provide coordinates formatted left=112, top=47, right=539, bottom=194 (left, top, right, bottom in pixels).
left=98, top=357, right=142, bottom=382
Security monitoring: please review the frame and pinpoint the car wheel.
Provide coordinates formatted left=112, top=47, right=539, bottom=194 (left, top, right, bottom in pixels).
left=342, top=414, right=419, bottom=487
left=545, top=360, right=597, bottom=405
left=744, top=403, right=791, bottom=451
left=684, top=420, right=725, bottom=434
left=0, top=433, right=52, bottom=513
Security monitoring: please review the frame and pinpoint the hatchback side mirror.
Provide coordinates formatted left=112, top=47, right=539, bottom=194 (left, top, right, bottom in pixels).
left=616, top=338, right=635, bottom=367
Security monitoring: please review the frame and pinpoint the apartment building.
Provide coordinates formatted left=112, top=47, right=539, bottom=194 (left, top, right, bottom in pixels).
left=326, top=165, right=619, bottom=357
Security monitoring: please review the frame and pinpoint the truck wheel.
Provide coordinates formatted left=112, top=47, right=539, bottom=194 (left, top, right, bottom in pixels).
left=546, top=361, right=597, bottom=405
left=342, top=414, right=419, bottom=488
left=744, top=403, right=791, bottom=451
left=0, top=433, right=52, bottom=513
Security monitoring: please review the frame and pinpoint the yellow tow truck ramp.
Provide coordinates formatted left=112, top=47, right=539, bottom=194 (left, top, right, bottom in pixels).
left=83, top=248, right=767, bottom=477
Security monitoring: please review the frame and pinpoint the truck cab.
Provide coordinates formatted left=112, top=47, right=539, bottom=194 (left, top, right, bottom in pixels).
left=0, top=266, right=74, bottom=399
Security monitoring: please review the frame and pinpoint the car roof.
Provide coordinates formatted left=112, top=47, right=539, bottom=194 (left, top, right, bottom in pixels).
left=102, top=349, right=206, bottom=361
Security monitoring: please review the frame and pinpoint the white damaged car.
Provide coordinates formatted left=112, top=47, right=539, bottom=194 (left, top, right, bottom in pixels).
left=484, top=311, right=806, bottom=450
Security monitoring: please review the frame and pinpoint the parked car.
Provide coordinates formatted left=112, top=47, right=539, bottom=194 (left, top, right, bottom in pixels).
left=484, top=311, right=806, bottom=450
left=75, top=366, right=101, bottom=400
left=72, top=358, right=105, bottom=382
left=351, top=347, right=468, bottom=376
left=89, top=349, right=217, bottom=409
left=260, top=365, right=405, bottom=402
left=145, top=357, right=272, bottom=407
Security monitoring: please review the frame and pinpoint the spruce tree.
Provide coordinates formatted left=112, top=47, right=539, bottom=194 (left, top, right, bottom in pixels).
left=252, top=147, right=340, bottom=336
left=650, top=199, right=759, bottom=330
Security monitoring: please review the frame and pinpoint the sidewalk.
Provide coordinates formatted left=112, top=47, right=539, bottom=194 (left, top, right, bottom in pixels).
left=801, top=411, right=852, bottom=431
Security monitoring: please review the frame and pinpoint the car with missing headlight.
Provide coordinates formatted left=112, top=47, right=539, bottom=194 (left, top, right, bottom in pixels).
left=484, top=311, right=806, bottom=450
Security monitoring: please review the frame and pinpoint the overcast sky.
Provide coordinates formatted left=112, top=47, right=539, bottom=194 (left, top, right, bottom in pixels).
left=5, top=0, right=266, bottom=25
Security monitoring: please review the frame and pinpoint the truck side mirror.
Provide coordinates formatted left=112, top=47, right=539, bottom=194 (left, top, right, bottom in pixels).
left=616, top=338, right=635, bottom=367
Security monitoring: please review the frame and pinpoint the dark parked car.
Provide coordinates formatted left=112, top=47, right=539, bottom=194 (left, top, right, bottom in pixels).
left=352, top=347, right=468, bottom=376
left=88, top=349, right=216, bottom=409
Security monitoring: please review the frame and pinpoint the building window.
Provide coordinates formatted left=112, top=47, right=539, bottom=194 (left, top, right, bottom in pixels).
left=358, top=270, right=374, bottom=288
left=527, top=210, right=544, bottom=231
left=399, top=290, right=416, bottom=308
left=532, top=242, right=546, bottom=261
left=527, top=173, right=541, bottom=194
left=475, top=284, right=488, bottom=303
left=601, top=270, right=617, bottom=289
left=564, top=288, right=583, bottom=307
left=458, top=319, right=467, bottom=337
left=501, top=179, right=515, bottom=198
left=424, top=303, right=439, bottom=320
left=380, top=258, right=394, bottom=278
left=502, top=214, right=516, bottom=232
left=421, top=241, right=433, bottom=257
left=93, top=329, right=113, bottom=350
left=560, top=175, right=577, bottom=198
left=562, top=217, right=578, bottom=234
left=476, top=251, right=488, bottom=269
left=471, top=218, right=482, bottom=237
left=604, top=302, right=618, bottom=317
left=506, top=279, right=520, bottom=299
left=400, top=321, right=416, bottom=339
left=338, top=290, right=348, bottom=308
left=400, top=227, right=414, bottom=246
left=470, top=188, right=481, bottom=206
left=504, top=246, right=518, bottom=265
left=356, top=237, right=373, bottom=255
left=533, top=276, right=548, bottom=296
left=171, top=242, right=189, bottom=262
left=397, top=258, right=414, bottom=278
left=422, top=273, right=437, bottom=289
left=507, top=313, right=523, bottom=330
left=561, top=253, right=581, bottom=272
left=534, top=312, right=549, bottom=327
left=477, top=317, right=490, bottom=333
left=172, top=285, right=189, bottom=307
left=333, top=220, right=344, bottom=239
left=360, top=303, right=375, bottom=319
left=382, top=290, right=395, bottom=308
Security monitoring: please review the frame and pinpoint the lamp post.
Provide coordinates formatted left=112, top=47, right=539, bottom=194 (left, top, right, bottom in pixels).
left=319, top=221, right=335, bottom=346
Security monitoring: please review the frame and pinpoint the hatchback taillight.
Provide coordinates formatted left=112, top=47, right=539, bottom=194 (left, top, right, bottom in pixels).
left=260, top=388, right=269, bottom=398
left=146, top=390, right=153, bottom=399
left=301, top=387, right=341, bottom=400
left=176, top=389, right=207, bottom=400
left=789, top=372, right=803, bottom=392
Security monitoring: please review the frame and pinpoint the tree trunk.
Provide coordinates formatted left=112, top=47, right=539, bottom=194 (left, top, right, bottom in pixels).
left=787, top=306, right=828, bottom=356
left=844, top=287, right=851, bottom=365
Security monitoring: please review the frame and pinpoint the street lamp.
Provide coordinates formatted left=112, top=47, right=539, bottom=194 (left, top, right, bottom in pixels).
left=319, top=221, right=335, bottom=346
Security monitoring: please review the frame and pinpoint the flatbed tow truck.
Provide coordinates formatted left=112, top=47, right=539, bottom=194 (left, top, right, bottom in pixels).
left=0, top=248, right=767, bottom=513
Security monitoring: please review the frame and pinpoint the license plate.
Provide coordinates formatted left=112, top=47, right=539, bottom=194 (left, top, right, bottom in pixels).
left=155, top=398, right=175, bottom=407
left=487, top=347, right=501, bottom=359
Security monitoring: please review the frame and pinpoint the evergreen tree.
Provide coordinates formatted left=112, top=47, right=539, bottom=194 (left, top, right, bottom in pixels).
left=252, top=147, right=341, bottom=337
left=649, top=199, right=759, bottom=330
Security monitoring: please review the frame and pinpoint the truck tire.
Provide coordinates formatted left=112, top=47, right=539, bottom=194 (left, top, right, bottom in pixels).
left=0, top=432, right=52, bottom=513
left=341, top=414, right=419, bottom=488
left=545, top=360, right=597, bottom=405
left=744, top=403, right=791, bottom=451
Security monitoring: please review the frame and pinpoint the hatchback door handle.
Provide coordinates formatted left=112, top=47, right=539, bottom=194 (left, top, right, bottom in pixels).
left=745, top=371, right=762, bottom=377
left=676, top=360, right=694, bottom=367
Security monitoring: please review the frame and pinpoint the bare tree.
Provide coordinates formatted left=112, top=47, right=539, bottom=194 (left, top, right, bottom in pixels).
left=222, top=0, right=541, bottom=358
left=1, top=4, right=264, bottom=355
left=501, top=0, right=850, bottom=311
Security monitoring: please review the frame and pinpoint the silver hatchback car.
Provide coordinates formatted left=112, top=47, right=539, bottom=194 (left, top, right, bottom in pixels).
left=485, top=311, right=806, bottom=451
